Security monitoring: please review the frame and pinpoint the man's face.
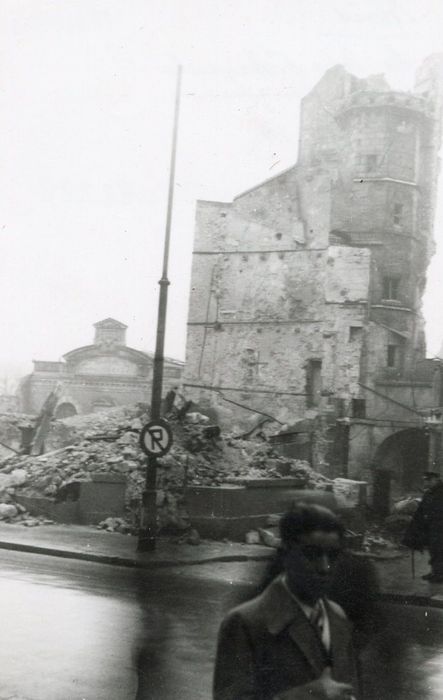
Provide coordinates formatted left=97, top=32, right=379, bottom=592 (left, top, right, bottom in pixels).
left=284, top=529, right=342, bottom=604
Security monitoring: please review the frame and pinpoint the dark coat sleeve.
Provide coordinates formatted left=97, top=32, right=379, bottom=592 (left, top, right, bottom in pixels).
left=402, top=500, right=429, bottom=550
left=213, top=611, right=257, bottom=700
left=426, top=485, right=443, bottom=553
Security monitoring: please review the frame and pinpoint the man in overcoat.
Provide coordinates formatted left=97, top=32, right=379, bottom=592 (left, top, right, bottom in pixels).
left=403, top=470, right=443, bottom=583
left=213, top=504, right=358, bottom=700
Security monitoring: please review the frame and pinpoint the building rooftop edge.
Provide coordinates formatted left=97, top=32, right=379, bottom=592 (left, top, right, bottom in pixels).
left=233, top=164, right=297, bottom=201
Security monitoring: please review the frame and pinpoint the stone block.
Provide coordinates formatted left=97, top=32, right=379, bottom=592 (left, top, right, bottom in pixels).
left=185, top=483, right=339, bottom=541
left=333, top=478, right=368, bottom=508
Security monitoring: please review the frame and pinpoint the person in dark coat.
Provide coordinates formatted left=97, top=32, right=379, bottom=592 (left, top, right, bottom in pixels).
left=403, top=470, right=443, bottom=582
left=213, top=504, right=358, bottom=700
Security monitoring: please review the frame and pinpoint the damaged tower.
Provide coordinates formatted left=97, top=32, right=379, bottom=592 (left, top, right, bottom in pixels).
left=184, top=56, right=443, bottom=488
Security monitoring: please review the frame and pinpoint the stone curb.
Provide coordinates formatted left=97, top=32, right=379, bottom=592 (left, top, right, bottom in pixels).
left=0, top=538, right=274, bottom=569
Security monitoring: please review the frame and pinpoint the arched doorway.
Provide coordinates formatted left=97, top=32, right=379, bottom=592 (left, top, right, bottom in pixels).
left=55, top=402, right=77, bottom=419
left=373, top=428, right=429, bottom=499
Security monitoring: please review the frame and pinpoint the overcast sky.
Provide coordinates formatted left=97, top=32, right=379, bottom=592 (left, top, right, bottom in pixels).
left=1, top=0, right=443, bottom=380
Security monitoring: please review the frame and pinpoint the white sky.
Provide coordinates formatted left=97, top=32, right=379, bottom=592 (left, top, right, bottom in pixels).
left=1, top=0, right=443, bottom=380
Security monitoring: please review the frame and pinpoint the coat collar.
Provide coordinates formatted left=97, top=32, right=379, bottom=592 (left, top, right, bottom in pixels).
left=258, top=577, right=353, bottom=679
left=260, top=577, right=304, bottom=635
left=258, top=577, right=328, bottom=674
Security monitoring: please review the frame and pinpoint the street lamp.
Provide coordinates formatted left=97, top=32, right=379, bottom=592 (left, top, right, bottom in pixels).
left=137, top=66, right=182, bottom=552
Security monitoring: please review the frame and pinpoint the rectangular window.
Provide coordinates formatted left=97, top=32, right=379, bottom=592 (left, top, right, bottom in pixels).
left=387, top=345, right=397, bottom=368
left=382, top=277, right=399, bottom=300
left=306, top=360, right=322, bottom=407
left=349, top=326, right=363, bottom=342
left=352, top=399, right=366, bottom=418
left=393, top=202, right=404, bottom=225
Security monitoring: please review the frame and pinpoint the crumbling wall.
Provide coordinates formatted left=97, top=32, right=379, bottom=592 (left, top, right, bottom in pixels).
left=25, top=375, right=151, bottom=415
left=184, top=57, right=443, bottom=480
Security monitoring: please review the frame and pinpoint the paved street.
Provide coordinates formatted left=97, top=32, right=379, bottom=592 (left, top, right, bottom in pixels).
left=0, top=549, right=258, bottom=700
left=2, top=550, right=443, bottom=699
left=360, top=601, right=443, bottom=699
left=0, top=550, right=140, bottom=700
left=137, top=561, right=443, bottom=700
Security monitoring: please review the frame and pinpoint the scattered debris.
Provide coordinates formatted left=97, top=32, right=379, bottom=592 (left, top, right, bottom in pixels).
left=0, top=405, right=335, bottom=536
left=258, top=527, right=281, bottom=548
left=392, top=496, right=420, bottom=515
left=97, top=517, right=132, bottom=534
left=245, top=530, right=261, bottom=545
left=0, top=503, right=18, bottom=519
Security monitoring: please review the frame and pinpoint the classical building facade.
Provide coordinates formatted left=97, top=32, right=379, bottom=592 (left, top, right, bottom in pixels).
left=184, top=56, right=443, bottom=493
left=20, top=318, right=184, bottom=417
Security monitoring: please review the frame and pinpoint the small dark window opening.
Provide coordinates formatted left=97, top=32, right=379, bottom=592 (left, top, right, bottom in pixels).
left=387, top=345, right=397, bottom=368
left=383, top=277, right=399, bottom=300
left=275, top=233, right=282, bottom=240
left=306, top=360, right=322, bottom=407
left=393, top=203, right=403, bottom=225
left=352, top=399, right=366, bottom=418
left=349, top=326, right=363, bottom=341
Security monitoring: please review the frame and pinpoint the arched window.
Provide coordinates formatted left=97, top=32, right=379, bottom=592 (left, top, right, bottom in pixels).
left=55, top=402, right=77, bottom=419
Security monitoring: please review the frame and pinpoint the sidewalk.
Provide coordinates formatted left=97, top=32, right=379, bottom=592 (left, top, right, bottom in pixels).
left=0, top=522, right=273, bottom=567
left=0, top=522, right=441, bottom=605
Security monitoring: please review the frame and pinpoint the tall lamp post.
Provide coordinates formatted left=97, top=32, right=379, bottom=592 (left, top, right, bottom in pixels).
left=137, top=66, right=182, bottom=552
left=428, top=358, right=443, bottom=472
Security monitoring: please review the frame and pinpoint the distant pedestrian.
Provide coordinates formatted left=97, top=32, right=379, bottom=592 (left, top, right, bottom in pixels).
left=403, top=470, right=443, bottom=583
left=162, top=387, right=177, bottom=416
left=213, top=504, right=358, bottom=700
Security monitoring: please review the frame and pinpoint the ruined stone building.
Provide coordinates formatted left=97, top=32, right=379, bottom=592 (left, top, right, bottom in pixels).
left=19, top=318, right=184, bottom=417
left=184, top=55, right=443, bottom=495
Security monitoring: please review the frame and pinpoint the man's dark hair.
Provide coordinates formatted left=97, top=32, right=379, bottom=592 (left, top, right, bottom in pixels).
left=279, top=503, right=344, bottom=548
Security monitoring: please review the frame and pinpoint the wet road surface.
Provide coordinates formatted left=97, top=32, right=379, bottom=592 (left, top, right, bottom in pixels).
left=1, top=552, right=443, bottom=699
left=136, top=562, right=443, bottom=700
left=360, top=602, right=443, bottom=699
left=0, top=550, right=140, bottom=699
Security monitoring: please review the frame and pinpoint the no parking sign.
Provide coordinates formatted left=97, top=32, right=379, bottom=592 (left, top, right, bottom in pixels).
left=139, top=419, right=173, bottom=457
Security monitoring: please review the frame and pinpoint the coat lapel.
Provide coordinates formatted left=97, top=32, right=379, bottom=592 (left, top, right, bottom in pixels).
left=261, top=578, right=329, bottom=677
left=325, top=599, right=355, bottom=682
left=287, top=610, right=329, bottom=676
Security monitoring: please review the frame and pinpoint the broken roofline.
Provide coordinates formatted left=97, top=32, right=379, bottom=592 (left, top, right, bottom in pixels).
left=196, top=163, right=297, bottom=208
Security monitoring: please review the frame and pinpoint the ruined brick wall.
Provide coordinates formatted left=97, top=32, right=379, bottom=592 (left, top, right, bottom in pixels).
left=184, top=56, right=443, bottom=473
left=22, top=373, right=151, bottom=414
left=185, top=190, right=371, bottom=431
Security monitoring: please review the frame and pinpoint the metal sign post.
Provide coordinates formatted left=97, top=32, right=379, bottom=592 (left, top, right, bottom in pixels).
left=137, top=66, right=182, bottom=552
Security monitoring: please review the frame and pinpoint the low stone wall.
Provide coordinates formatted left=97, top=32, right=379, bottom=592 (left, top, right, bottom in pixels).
left=16, top=473, right=127, bottom=525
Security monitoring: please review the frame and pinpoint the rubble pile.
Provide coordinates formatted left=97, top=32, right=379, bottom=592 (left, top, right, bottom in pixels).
left=44, top=404, right=149, bottom=452
left=170, top=419, right=332, bottom=488
left=0, top=406, right=333, bottom=535
left=0, top=463, right=53, bottom=525
left=362, top=530, right=398, bottom=553
left=382, top=495, right=421, bottom=540
left=0, top=412, right=33, bottom=458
